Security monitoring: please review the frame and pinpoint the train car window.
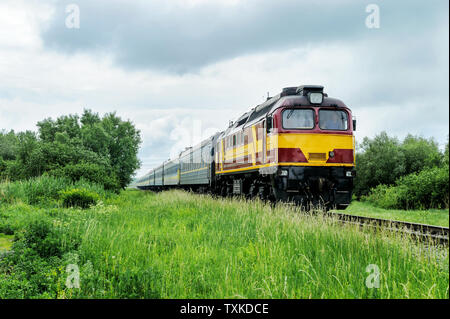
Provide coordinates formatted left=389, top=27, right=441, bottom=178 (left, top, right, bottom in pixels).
left=282, top=109, right=314, bottom=129
left=319, top=110, right=348, bottom=130
left=203, top=146, right=210, bottom=163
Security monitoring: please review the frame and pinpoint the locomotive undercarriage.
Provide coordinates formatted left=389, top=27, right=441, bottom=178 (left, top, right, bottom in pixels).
left=215, top=166, right=354, bottom=210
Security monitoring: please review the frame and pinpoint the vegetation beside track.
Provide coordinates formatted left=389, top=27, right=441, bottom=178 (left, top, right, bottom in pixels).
left=0, top=110, right=141, bottom=192
left=355, top=133, right=449, bottom=210
left=344, top=201, right=449, bottom=227
left=0, top=185, right=448, bottom=299
left=0, top=233, right=13, bottom=252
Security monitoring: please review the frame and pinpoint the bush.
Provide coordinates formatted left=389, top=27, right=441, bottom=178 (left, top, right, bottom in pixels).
left=48, top=163, right=120, bottom=191
left=0, top=218, right=80, bottom=298
left=1, top=110, right=141, bottom=191
left=363, top=166, right=449, bottom=210
left=0, top=175, right=68, bottom=205
left=0, top=160, right=27, bottom=182
left=361, top=184, right=402, bottom=209
left=60, top=188, right=100, bottom=209
left=0, top=176, right=111, bottom=206
left=354, top=133, right=444, bottom=198
left=397, top=166, right=449, bottom=209
left=19, top=219, right=62, bottom=258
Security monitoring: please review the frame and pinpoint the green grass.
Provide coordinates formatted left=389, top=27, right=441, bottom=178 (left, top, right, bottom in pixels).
left=344, top=201, right=449, bottom=227
left=0, top=234, right=13, bottom=252
left=0, top=175, right=110, bottom=207
left=0, top=189, right=448, bottom=299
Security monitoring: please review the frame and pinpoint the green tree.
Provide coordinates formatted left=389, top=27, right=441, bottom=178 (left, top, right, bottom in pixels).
left=400, top=134, right=442, bottom=175
left=354, top=132, right=405, bottom=197
left=0, top=130, right=19, bottom=161
left=2, top=109, right=141, bottom=190
left=100, top=112, right=142, bottom=189
left=16, top=131, right=44, bottom=178
left=355, top=132, right=448, bottom=199
left=37, top=114, right=82, bottom=144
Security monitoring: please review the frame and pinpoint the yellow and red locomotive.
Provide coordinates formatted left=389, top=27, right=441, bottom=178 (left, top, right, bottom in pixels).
left=135, top=85, right=356, bottom=209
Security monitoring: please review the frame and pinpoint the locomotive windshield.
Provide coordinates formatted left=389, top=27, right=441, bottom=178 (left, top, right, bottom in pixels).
left=319, top=110, right=348, bottom=130
left=282, top=109, right=314, bottom=129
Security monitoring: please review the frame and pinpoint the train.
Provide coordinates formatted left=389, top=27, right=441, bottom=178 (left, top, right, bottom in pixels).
left=133, top=85, right=356, bottom=209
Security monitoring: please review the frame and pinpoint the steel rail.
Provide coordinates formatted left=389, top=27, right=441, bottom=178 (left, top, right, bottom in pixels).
left=327, top=211, right=449, bottom=246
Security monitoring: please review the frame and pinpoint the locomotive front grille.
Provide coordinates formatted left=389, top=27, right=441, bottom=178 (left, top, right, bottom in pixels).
left=308, top=153, right=326, bottom=161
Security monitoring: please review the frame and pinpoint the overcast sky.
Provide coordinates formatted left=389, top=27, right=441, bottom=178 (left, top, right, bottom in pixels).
left=0, top=0, right=448, bottom=177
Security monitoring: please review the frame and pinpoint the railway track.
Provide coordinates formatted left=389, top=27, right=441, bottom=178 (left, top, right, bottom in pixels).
left=327, top=211, right=449, bottom=246
left=187, top=192, right=449, bottom=246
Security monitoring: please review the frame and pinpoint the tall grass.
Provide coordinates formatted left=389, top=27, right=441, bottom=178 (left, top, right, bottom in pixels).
left=0, top=189, right=448, bottom=298
left=344, top=201, right=449, bottom=227
left=0, top=175, right=111, bottom=206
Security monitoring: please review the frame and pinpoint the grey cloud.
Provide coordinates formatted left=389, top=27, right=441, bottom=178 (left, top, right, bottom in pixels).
left=41, top=0, right=445, bottom=73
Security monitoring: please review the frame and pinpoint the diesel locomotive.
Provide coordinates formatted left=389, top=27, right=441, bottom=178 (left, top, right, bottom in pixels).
left=134, top=85, right=356, bottom=209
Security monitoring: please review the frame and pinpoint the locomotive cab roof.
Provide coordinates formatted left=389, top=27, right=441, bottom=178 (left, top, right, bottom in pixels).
left=225, top=85, right=348, bottom=134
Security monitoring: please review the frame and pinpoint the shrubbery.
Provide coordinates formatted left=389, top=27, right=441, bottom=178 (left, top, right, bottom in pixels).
left=18, top=219, right=63, bottom=258
left=354, top=132, right=449, bottom=210
left=0, top=175, right=107, bottom=207
left=48, top=163, right=120, bottom=191
left=0, top=109, right=141, bottom=192
left=60, top=188, right=100, bottom=209
left=0, top=218, right=80, bottom=298
left=354, top=132, right=445, bottom=197
left=362, top=166, right=449, bottom=209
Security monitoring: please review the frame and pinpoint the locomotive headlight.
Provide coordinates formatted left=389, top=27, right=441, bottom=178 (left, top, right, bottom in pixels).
left=329, top=151, right=335, bottom=158
left=308, top=92, right=323, bottom=104
left=279, top=169, right=288, bottom=177
left=346, top=171, right=353, bottom=177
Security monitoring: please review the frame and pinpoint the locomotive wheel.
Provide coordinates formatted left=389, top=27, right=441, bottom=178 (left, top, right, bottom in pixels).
left=258, top=186, right=267, bottom=201
left=248, top=184, right=258, bottom=199
left=227, top=185, right=233, bottom=197
left=220, top=185, right=227, bottom=197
